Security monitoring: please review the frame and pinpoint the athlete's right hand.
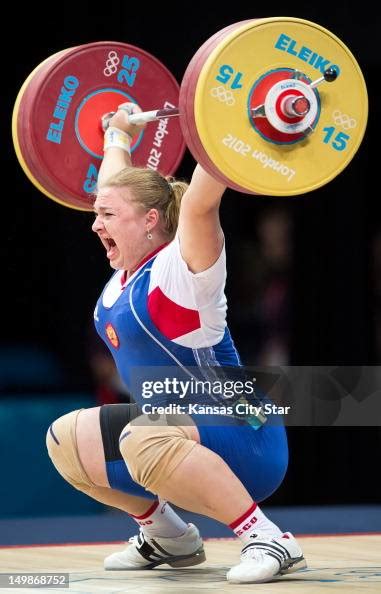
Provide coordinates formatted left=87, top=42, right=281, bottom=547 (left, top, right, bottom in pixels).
left=106, top=102, right=146, bottom=138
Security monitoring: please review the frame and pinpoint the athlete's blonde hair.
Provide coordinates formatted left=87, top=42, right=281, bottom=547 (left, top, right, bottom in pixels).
left=102, top=167, right=188, bottom=239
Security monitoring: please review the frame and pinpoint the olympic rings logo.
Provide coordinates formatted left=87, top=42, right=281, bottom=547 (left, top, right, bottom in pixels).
left=103, top=51, right=120, bottom=77
left=210, top=86, right=235, bottom=106
left=332, top=110, right=357, bottom=130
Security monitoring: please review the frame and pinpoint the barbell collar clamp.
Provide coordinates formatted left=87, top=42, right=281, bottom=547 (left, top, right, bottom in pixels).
left=251, top=104, right=266, bottom=118
left=309, top=67, right=338, bottom=89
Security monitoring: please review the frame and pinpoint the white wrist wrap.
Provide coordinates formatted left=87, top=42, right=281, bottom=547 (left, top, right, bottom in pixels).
left=103, top=127, right=132, bottom=153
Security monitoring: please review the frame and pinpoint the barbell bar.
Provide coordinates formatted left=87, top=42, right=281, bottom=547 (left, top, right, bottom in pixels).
left=128, top=67, right=338, bottom=125
left=12, top=17, right=368, bottom=209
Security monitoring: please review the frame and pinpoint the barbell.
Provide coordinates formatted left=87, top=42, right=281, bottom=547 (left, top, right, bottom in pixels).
left=12, top=17, right=368, bottom=210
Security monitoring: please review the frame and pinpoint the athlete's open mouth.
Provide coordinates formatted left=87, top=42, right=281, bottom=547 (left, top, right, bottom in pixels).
left=100, top=236, right=118, bottom=260
left=106, top=238, right=116, bottom=249
left=101, top=236, right=116, bottom=250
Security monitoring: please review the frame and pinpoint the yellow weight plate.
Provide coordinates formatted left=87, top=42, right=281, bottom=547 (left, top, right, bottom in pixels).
left=194, top=17, right=368, bottom=196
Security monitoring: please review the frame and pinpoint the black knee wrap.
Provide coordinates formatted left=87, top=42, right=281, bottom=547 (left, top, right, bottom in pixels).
left=100, top=403, right=141, bottom=462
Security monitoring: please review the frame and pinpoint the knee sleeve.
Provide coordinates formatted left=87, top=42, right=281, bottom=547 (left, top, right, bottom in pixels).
left=46, top=409, right=94, bottom=494
left=119, top=415, right=197, bottom=494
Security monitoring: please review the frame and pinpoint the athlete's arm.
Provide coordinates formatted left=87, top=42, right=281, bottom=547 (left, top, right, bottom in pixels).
left=98, top=103, right=225, bottom=274
left=177, top=164, right=226, bottom=273
left=97, top=104, right=145, bottom=188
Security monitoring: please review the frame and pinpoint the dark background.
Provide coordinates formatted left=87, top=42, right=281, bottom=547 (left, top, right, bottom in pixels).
left=3, top=1, right=379, bottom=509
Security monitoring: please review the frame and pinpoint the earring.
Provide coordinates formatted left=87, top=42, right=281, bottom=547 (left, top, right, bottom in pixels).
left=147, top=231, right=153, bottom=240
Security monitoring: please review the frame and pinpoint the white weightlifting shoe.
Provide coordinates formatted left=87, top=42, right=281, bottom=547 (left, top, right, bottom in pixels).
left=227, top=532, right=306, bottom=583
left=104, top=523, right=205, bottom=570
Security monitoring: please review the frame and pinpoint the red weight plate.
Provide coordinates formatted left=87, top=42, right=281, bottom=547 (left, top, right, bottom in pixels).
left=13, top=50, right=74, bottom=201
left=16, top=42, right=185, bottom=210
left=180, top=26, right=234, bottom=175
left=180, top=22, right=245, bottom=185
left=179, top=21, right=256, bottom=193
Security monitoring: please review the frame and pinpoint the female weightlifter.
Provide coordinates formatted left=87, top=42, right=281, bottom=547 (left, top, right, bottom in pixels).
left=46, top=102, right=306, bottom=584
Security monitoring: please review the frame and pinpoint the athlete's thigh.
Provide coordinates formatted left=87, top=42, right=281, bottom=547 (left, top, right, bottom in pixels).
left=197, top=421, right=289, bottom=502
